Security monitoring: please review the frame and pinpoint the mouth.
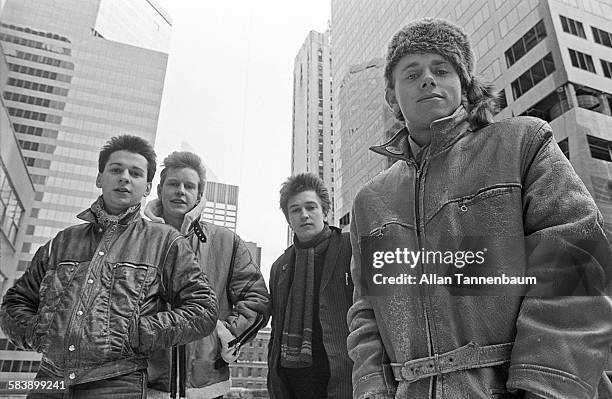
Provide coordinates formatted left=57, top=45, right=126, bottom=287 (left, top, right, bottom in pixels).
left=170, top=199, right=187, bottom=205
left=418, top=94, right=444, bottom=102
left=114, top=187, right=130, bottom=193
left=300, top=223, right=313, bottom=228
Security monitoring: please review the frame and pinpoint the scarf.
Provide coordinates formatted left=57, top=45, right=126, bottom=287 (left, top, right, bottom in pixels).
left=91, top=196, right=140, bottom=244
left=280, top=223, right=332, bottom=368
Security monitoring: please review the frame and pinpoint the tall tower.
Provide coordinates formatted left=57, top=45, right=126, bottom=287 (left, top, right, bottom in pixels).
left=0, top=0, right=171, bottom=388
left=291, top=30, right=334, bottom=222
left=331, top=0, right=612, bottom=236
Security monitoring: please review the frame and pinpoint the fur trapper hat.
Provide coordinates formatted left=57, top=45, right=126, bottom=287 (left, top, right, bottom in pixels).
left=384, top=18, right=496, bottom=128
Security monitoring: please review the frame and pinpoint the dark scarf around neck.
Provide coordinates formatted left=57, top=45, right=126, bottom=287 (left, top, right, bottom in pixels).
left=280, top=223, right=332, bottom=368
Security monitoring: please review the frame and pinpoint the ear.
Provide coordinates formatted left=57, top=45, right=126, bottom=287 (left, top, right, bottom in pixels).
left=143, top=182, right=152, bottom=197
left=95, top=173, right=102, bottom=189
left=385, top=88, right=400, bottom=115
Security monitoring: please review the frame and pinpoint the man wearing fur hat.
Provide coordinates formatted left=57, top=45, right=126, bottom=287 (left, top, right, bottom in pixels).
left=347, top=18, right=612, bottom=399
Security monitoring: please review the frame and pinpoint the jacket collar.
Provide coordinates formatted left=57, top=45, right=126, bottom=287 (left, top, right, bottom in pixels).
left=370, top=105, right=470, bottom=161
left=77, top=197, right=142, bottom=226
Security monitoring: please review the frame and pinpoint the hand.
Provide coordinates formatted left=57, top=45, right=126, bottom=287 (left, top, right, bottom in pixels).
left=216, top=320, right=239, bottom=363
left=144, top=198, right=165, bottom=223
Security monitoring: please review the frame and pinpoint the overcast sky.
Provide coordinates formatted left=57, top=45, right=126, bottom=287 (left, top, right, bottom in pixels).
left=152, top=1, right=331, bottom=281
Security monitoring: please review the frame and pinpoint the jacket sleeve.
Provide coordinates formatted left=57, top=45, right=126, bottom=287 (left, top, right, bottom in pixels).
left=137, top=234, right=218, bottom=353
left=223, top=234, right=270, bottom=341
left=0, top=241, right=50, bottom=351
left=507, top=121, right=612, bottom=399
left=347, top=209, right=397, bottom=399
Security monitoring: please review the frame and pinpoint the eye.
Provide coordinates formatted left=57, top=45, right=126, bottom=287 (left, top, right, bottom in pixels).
left=110, top=167, right=122, bottom=173
left=406, top=72, right=418, bottom=80
left=130, top=170, right=144, bottom=177
left=435, top=69, right=449, bottom=75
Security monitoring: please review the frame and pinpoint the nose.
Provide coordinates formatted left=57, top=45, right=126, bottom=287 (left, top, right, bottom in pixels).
left=421, top=73, right=436, bottom=89
left=118, top=169, right=130, bottom=183
left=175, top=184, right=184, bottom=194
left=300, top=208, right=309, bottom=219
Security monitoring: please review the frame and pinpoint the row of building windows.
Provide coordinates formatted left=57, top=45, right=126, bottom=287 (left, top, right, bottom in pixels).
left=8, top=107, right=62, bottom=124
left=3, top=91, right=66, bottom=110
left=569, top=49, right=596, bottom=73
left=505, top=20, right=547, bottom=68
left=0, top=360, right=40, bottom=374
left=511, top=53, right=555, bottom=100
left=559, top=15, right=612, bottom=51
left=0, top=32, right=71, bottom=56
left=18, top=139, right=56, bottom=154
left=1, top=22, right=70, bottom=43
left=593, top=26, right=612, bottom=49
left=13, top=123, right=59, bottom=139
left=30, top=174, right=47, bottom=185
left=8, top=62, right=72, bottom=83
left=23, top=157, right=51, bottom=169
left=0, top=164, right=25, bottom=246
left=560, top=15, right=585, bottom=38
left=12, top=49, right=74, bottom=70
left=7, top=77, right=69, bottom=96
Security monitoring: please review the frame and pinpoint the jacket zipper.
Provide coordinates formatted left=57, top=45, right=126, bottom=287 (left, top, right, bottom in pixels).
left=228, top=313, right=265, bottom=348
left=414, top=159, right=437, bottom=397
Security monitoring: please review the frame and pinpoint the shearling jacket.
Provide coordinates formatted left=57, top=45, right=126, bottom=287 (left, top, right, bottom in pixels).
left=0, top=203, right=218, bottom=386
left=147, top=199, right=270, bottom=397
left=268, top=226, right=354, bottom=399
left=347, top=107, right=612, bottom=399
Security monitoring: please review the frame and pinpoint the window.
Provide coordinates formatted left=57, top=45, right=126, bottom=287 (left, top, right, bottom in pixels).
left=587, top=135, right=612, bottom=162
left=558, top=138, right=569, bottom=159
left=592, top=26, right=612, bottom=49
left=601, top=59, right=612, bottom=79
left=505, top=20, right=547, bottom=67
left=511, top=53, right=556, bottom=99
left=0, top=165, right=25, bottom=245
left=560, top=15, right=586, bottom=38
left=568, top=49, right=596, bottom=73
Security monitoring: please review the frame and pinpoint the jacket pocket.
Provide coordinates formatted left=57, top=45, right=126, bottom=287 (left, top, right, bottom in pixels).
left=108, top=262, right=149, bottom=356
left=455, top=184, right=520, bottom=213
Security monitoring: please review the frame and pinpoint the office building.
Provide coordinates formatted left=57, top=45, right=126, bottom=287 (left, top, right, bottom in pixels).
left=202, top=181, right=239, bottom=231
left=291, top=30, right=335, bottom=228
left=331, top=0, right=612, bottom=236
left=0, top=0, right=171, bottom=392
left=229, top=327, right=270, bottom=394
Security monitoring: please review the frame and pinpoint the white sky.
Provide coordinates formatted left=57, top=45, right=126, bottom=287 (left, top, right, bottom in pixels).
left=152, top=1, right=331, bottom=282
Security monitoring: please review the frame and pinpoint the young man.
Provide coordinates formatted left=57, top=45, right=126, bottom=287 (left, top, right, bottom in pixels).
left=268, top=173, right=353, bottom=399
left=347, top=19, right=612, bottom=399
left=0, top=135, right=218, bottom=399
left=144, top=151, right=270, bottom=399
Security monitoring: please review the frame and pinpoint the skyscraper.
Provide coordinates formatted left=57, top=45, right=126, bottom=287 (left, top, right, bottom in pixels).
left=291, top=30, right=334, bottom=223
left=331, top=0, right=612, bottom=236
left=0, top=0, right=171, bottom=389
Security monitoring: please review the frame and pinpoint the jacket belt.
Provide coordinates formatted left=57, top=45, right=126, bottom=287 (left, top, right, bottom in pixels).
left=391, top=341, right=513, bottom=383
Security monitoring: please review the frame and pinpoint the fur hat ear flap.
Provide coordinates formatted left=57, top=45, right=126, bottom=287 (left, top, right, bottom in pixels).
left=465, top=75, right=497, bottom=129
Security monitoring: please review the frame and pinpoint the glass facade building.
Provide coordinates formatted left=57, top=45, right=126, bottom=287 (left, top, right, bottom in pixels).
left=331, top=0, right=612, bottom=237
left=202, top=181, right=239, bottom=232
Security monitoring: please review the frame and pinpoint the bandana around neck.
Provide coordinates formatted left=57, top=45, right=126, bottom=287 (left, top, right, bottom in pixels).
left=91, top=196, right=140, bottom=229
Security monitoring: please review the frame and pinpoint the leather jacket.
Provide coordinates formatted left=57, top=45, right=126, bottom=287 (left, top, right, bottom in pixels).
left=347, top=108, right=612, bottom=399
left=147, top=199, right=270, bottom=397
left=0, top=203, right=218, bottom=386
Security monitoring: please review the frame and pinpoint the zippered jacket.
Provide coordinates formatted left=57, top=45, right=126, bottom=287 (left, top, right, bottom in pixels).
left=347, top=107, right=612, bottom=399
left=147, top=199, right=270, bottom=397
left=0, top=203, right=218, bottom=386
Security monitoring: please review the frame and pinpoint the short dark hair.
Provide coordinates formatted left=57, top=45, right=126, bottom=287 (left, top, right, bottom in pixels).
left=279, top=173, right=331, bottom=219
left=98, top=135, right=157, bottom=182
left=159, top=151, right=207, bottom=198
